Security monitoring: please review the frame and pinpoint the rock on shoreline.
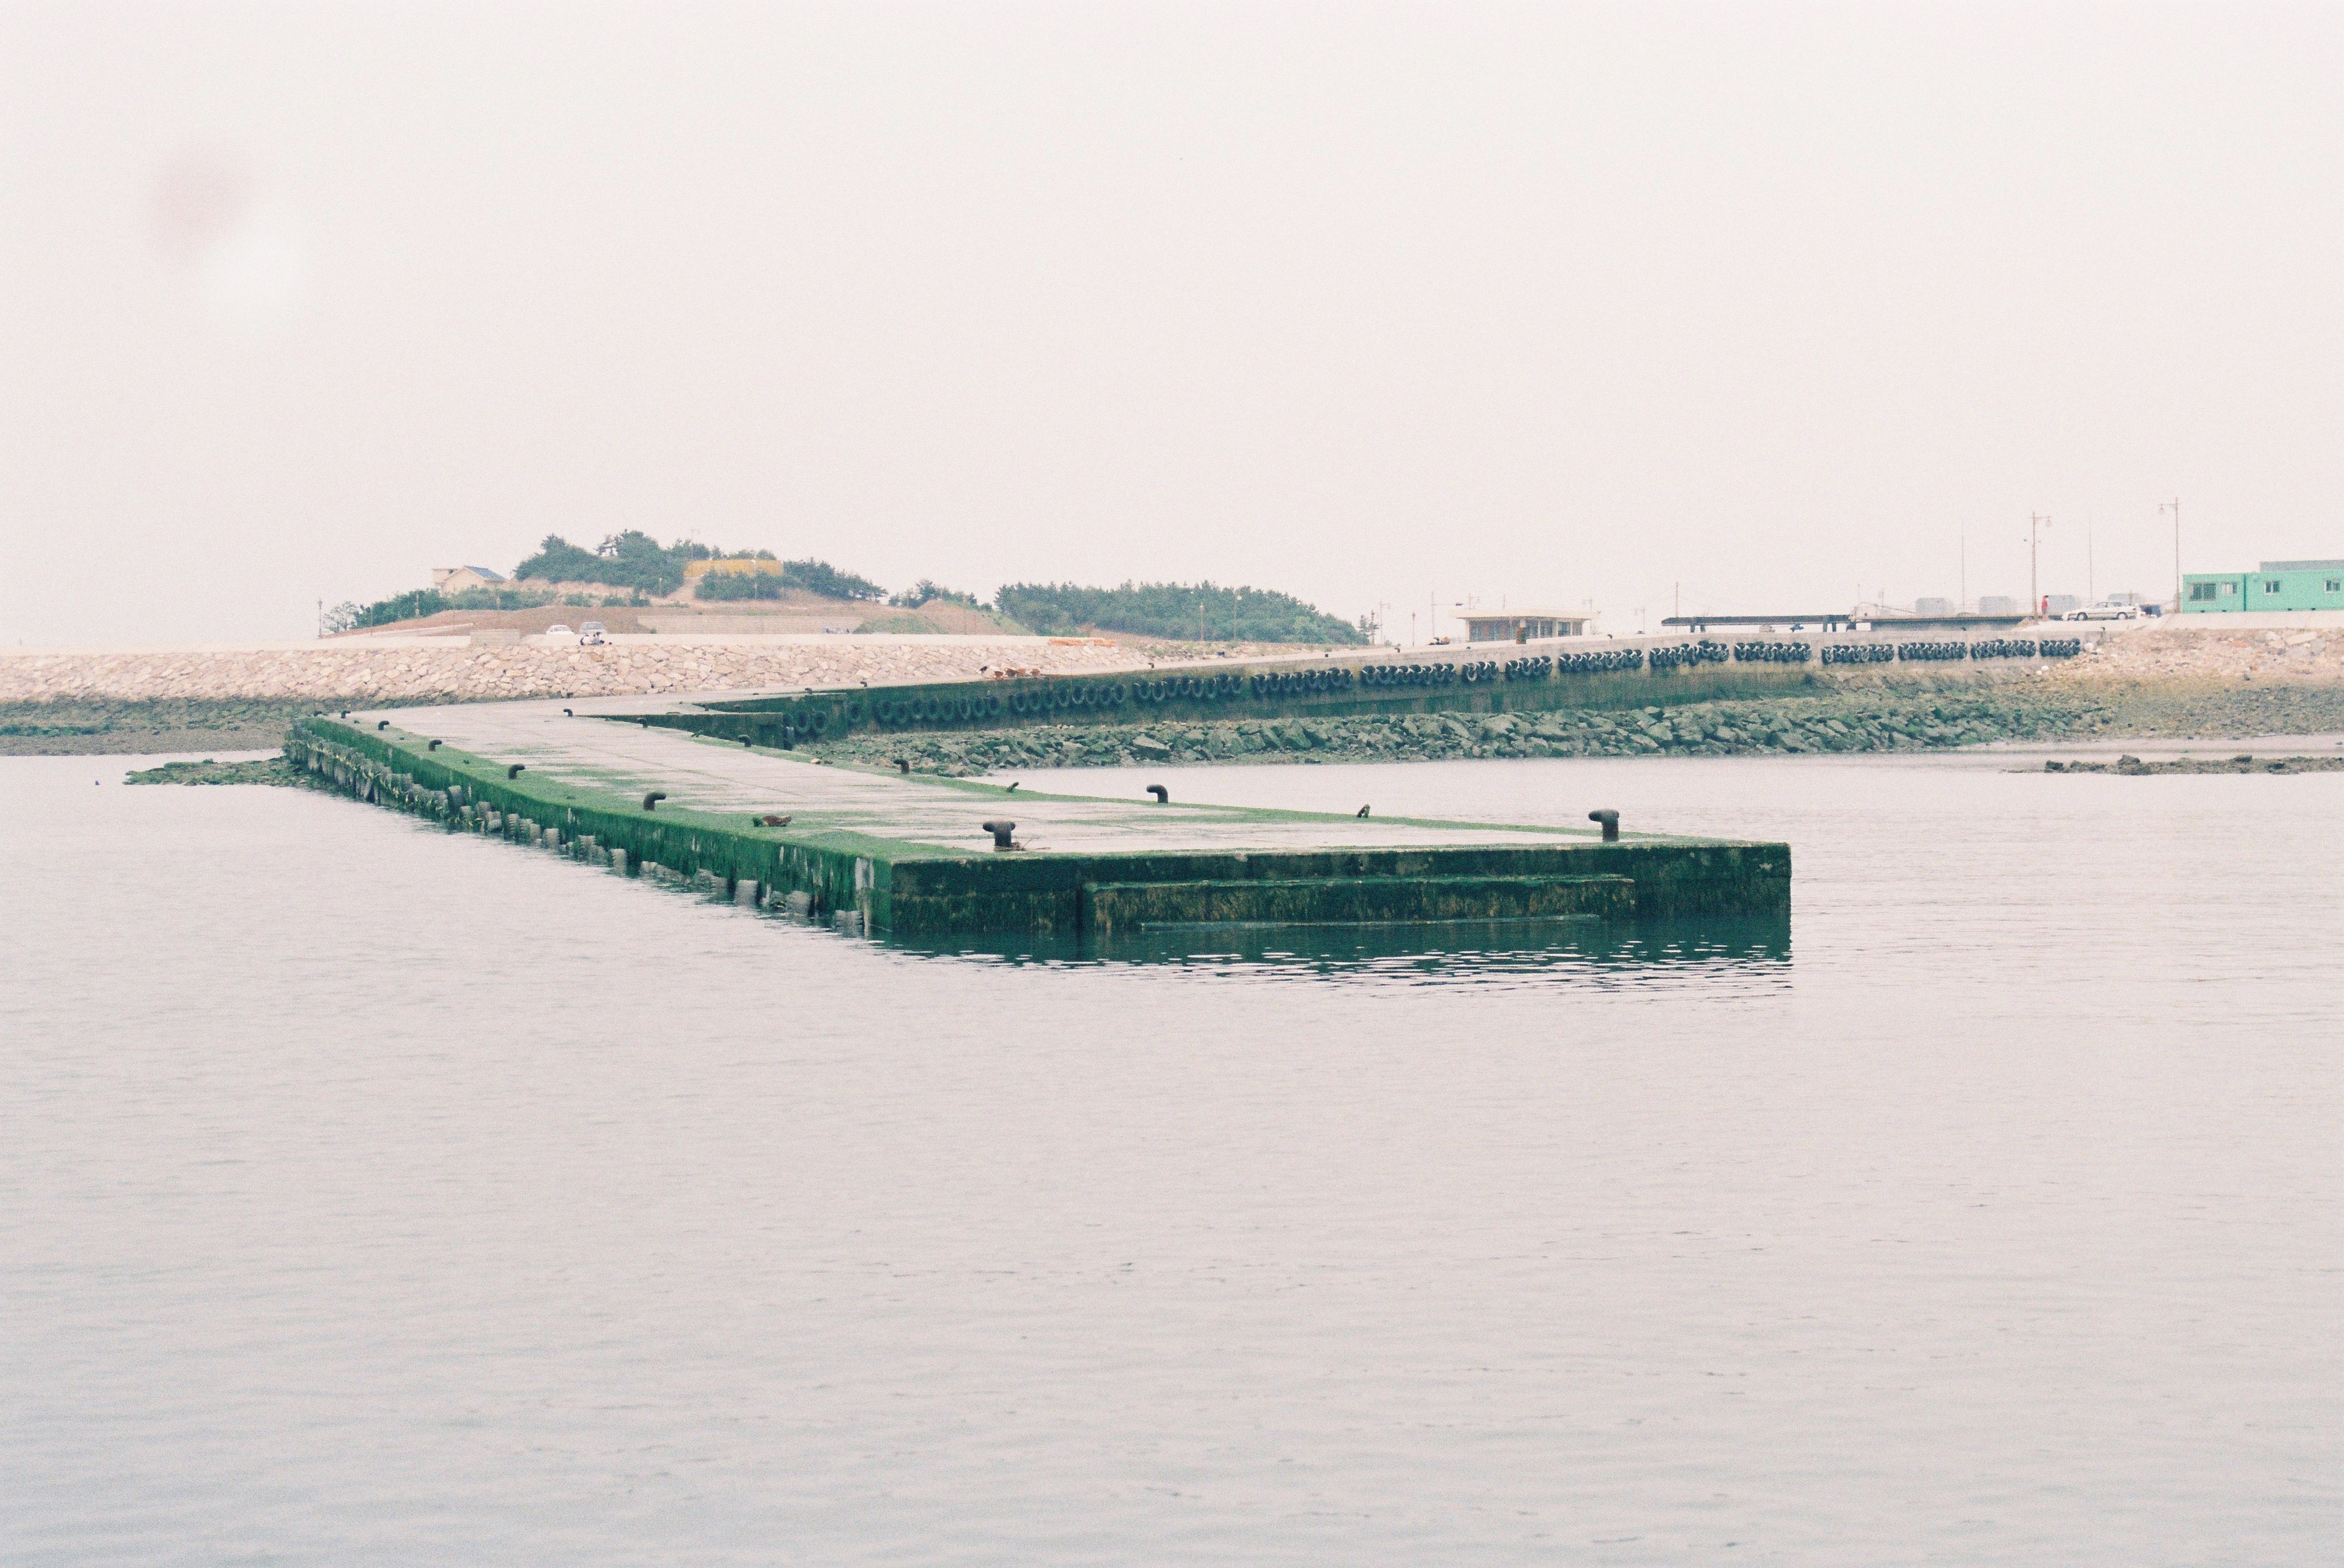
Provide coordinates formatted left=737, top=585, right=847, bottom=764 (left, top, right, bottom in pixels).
left=811, top=681, right=2344, bottom=775
left=0, top=637, right=1141, bottom=707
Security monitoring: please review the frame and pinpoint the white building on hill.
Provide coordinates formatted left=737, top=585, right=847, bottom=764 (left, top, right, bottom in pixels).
left=432, top=566, right=508, bottom=595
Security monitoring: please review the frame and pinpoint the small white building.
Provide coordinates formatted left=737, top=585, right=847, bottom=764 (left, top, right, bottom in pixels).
left=1461, top=610, right=1593, bottom=643
left=432, top=565, right=509, bottom=595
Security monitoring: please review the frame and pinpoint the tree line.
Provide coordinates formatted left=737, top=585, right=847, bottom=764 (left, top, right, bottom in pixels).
left=328, top=532, right=1361, bottom=643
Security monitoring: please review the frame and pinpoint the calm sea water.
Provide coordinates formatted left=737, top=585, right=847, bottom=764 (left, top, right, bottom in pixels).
left=3, top=746, right=2338, bottom=1565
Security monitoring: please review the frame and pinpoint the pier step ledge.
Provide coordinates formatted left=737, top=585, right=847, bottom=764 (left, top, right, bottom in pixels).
left=1079, top=873, right=1635, bottom=932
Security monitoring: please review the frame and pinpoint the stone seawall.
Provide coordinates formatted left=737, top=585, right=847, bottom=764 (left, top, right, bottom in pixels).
left=811, top=679, right=2344, bottom=774
left=0, top=637, right=1140, bottom=706
left=6, top=618, right=2333, bottom=707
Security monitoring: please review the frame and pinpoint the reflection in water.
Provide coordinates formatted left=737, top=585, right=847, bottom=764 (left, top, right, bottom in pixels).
left=879, top=911, right=1791, bottom=984
left=7, top=752, right=2340, bottom=1567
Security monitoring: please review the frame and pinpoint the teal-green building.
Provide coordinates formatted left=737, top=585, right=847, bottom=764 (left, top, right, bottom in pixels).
left=2182, top=559, right=2344, bottom=613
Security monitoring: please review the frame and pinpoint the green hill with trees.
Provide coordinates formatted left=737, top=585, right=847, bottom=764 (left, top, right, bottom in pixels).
left=329, top=534, right=1359, bottom=643
left=994, top=581, right=1365, bottom=644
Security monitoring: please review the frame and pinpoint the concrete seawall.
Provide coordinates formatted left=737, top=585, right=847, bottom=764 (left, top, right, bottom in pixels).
left=631, top=634, right=2082, bottom=758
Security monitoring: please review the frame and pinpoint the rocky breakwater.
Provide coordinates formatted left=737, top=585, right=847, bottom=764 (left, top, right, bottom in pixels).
left=816, top=688, right=2150, bottom=774
left=0, top=637, right=1144, bottom=755
left=2077, top=620, right=2343, bottom=682
left=0, top=636, right=1140, bottom=706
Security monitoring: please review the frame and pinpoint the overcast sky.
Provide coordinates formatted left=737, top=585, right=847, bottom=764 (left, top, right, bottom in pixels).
left=3, top=1, right=2337, bottom=645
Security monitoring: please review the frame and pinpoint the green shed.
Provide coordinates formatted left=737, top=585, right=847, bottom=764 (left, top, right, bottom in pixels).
left=2182, top=560, right=2344, bottom=614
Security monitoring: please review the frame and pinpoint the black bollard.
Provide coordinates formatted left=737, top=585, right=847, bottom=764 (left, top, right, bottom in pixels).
left=1588, top=809, right=1620, bottom=842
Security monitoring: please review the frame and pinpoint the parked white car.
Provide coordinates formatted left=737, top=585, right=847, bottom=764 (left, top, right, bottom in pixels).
left=2064, top=601, right=2142, bottom=621
left=545, top=623, right=572, bottom=639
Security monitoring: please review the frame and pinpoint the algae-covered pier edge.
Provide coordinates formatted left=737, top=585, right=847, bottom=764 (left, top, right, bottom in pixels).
left=286, top=716, right=1788, bottom=937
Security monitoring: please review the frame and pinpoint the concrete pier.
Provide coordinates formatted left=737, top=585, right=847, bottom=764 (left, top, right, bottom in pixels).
left=286, top=700, right=1790, bottom=940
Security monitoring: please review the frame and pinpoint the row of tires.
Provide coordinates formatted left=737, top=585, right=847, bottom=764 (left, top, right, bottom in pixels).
left=1360, top=662, right=1462, bottom=688
left=1557, top=648, right=1648, bottom=674
left=1972, top=638, right=2083, bottom=659
left=825, top=635, right=2095, bottom=733
left=1650, top=641, right=1732, bottom=672
left=1817, top=638, right=2085, bottom=666
left=1251, top=666, right=1359, bottom=698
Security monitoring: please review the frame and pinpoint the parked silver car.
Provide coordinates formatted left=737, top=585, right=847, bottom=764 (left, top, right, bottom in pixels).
left=2064, top=601, right=2142, bottom=621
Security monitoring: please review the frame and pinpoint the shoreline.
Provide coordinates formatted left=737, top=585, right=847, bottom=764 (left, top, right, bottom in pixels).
left=14, top=675, right=2344, bottom=762
left=805, top=678, right=2344, bottom=774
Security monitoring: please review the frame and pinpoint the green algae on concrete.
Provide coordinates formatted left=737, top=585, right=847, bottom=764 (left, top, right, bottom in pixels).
left=285, top=714, right=1790, bottom=938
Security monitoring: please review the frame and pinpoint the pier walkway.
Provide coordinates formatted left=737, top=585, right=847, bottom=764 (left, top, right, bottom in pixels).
left=291, top=696, right=1792, bottom=940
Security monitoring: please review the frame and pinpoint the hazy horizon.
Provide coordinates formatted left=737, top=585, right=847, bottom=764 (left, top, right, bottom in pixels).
left=4, top=1, right=2338, bottom=645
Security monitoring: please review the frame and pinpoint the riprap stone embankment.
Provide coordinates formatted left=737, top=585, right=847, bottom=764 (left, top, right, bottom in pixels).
left=0, top=637, right=1143, bottom=753
left=812, top=680, right=2344, bottom=775
left=0, top=636, right=1140, bottom=705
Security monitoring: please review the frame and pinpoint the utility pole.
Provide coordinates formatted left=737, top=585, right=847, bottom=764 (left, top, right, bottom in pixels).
left=2087, top=516, right=2096, bottom=603
left=2029, top=513, right=2052, bottom=619
left=2161, top=498, right=2182, bottom=611
left=1673, top=581, right=1680, bottom=621
left=1960, top=522, right=1967, bottom=612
